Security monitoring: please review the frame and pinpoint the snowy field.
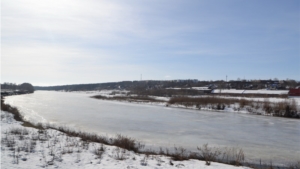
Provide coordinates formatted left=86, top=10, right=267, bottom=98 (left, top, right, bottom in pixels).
left=211, top=89, right=289, bottom=95
left=67, top=89, right=298, bottom=104
left=165, top=88, right=289, bottom=95
left=1, top=111, right=251, bottom=169
left=60, top=90, right=300, bottom=105
left=85, top=90, right=300, bottom=115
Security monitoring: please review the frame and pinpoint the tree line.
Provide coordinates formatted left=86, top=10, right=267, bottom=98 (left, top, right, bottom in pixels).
left=33, top=79, right=299, bottom=91
left=1, top=82, right=35, bottom=93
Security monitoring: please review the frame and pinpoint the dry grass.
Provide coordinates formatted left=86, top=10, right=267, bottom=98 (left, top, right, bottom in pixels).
left=47, top=125, right=146, bottom=153
left=1, top=97, right=43, bottom=129
left=169, top=96, right=239, bottom=110
left=212, top=93, right=288, bottom=99
left=197, top=144, right=221, bottom=166
left=112, top=134, right=145, bottom=152
left=168, top=96, right=299, bottom=118
left=92, top=95, right=162, bottom=103
left=130, top=88, right=208, bottom=97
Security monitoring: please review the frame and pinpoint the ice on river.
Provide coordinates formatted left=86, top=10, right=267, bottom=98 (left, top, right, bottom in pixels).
left=4, top=91, right=300, bottom=165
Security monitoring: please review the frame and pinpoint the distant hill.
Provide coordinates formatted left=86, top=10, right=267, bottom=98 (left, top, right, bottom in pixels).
left=33, top=79, right=299, bottom=91
left=34, top=80, right=201, bottom=91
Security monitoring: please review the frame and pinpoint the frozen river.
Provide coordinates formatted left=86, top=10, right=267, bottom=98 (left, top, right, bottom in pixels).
left=4, top=91, right=300, bottom=165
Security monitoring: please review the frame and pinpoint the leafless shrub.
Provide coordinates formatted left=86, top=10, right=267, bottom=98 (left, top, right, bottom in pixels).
left=197, top=144, right=221, bottom=166
left=288, top=161, right=300, bottom=169
left=141, top=148, right=158, bottom=157
left=263, top=98, right=272, bottom=114
left=273, top=101, right=287, bottom=116
left=94, top=144, right=105, bottom=159
left=92, top=95, right=161, bottom=103
left=155, top=156, right=163, bottom=166
left=169, top=97, right=238, bottom=110
left=168, top=96, right=299, bottom=118
left=82, top=140, right=89, bottom=150
left=8, top=127, right=29, bottom=135
left=169, top=160, right=174, bottom=166
left=5, top=136, right=16, bottom=148
left=165, top=148, right=170, bottom=156
left=112, top=134, right=144, bottom=152
left=254, top=100, right=260, bottom=109
left=188, top=151, right=200, bottom=160
left=12, top=147, right=17, bottom=164
left=158, top=147, right=165, bottom=155
left=91, top=95, right=108, bottom=99
left=47, top=156, right=55, bottom=166
left=30, top=140, right=37, bottom=153
left=49, top=145, right=56, bottom=156
left=113, top=147, right=127, bottom=160
left=246, top=107, right=254, bottom=113
left=221, top=147, right=244, bottom=166
left=16, top=147, right=20, bottom=164
left=171, top=147, right=190, bottom=161
left=269, top=99, right=298, bottom=117
left=52, top=126, right=110, bottom=144
left=239, top=99, right=249, bottom=108
left=39, top=126, right=146, bottom=153
left=290, top=99, right=298, bottom=112
left=1, top=113, right=5, bottom=120
left=233, top=106, right=239, bottom=111
left=75, top=153, right=81, bottom=163
left=141, top=154, right=149, bottom=166
left=62, top=146, right=73, bottom=154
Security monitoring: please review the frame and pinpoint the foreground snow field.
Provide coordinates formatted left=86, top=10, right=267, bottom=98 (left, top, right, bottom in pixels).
left=0, top=111, right=251, bottom=169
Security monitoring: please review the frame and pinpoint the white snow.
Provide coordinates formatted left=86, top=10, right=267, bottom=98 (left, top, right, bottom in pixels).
left=166, top=87, right=210, bottom=90
left=191, top=87, right=210, bottom=90
left=60, top=90, right=130, bottom=97
left=212, top=89, right=244, bottom=94
left=1, top=111, right=252, bottom=169
left=212, top=89, right=289, bottom=95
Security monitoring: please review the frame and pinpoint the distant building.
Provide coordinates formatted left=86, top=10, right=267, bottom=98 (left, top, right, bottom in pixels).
left=288, top=89, right=300, bottom=97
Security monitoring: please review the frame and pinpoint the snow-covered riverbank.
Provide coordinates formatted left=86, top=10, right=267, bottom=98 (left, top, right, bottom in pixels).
left=89, top=90, right=300, bottom=118
left=1, top=110, right=251, bottom=169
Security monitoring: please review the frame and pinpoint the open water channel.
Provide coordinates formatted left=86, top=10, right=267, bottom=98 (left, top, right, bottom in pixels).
left=4, top=91, right=300, bottom=165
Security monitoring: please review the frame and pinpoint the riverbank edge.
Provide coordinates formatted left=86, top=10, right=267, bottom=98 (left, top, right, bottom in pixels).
left=1, top=96, right=43, bottom=130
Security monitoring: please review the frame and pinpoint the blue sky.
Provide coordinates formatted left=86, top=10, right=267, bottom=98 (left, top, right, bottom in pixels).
left=1, top=0, right=299, bottom=86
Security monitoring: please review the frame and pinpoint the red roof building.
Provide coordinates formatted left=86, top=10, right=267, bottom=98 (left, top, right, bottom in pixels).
left=288, top=89, right=300, bottom=96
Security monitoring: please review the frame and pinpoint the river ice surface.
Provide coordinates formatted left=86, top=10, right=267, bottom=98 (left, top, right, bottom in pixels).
left=4, top=91, right=300, bottom=165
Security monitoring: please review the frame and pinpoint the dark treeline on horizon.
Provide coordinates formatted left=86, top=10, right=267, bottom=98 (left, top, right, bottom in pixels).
left=1, top=82, right=35, bottom=93
left=32, top=79, right=299, bottom=91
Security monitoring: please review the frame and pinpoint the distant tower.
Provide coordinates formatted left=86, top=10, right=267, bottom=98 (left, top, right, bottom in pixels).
left=140, top=74, right=142, bottom=81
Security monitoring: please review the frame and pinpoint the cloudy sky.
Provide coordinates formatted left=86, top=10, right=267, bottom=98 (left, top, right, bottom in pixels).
left=1, top=0, right=299, bottom=86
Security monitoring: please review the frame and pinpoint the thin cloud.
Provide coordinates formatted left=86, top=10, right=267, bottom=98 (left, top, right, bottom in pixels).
left=1, top=0, right=299, bottom=84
